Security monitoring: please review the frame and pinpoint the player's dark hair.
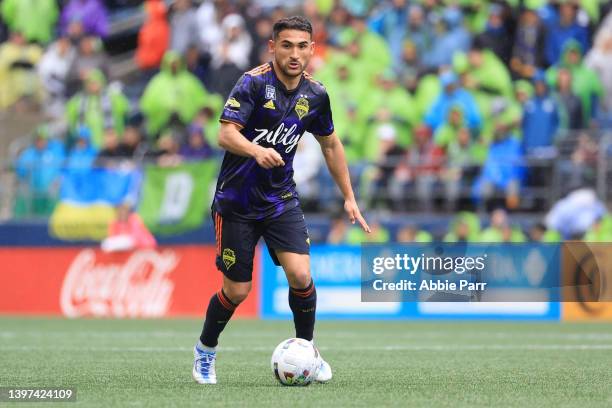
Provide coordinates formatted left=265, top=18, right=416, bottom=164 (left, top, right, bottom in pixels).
left=272, top=16, right=312, bottom=40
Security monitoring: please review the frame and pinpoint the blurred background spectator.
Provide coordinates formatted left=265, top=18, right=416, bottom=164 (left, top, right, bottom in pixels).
left=211, top=14, right=252, bottom=71
left=1, top=0, right=612, bottom=244
left=65, top=126, right=97, bottom=175
left=522, top=72, right=559, bottom=156
left=511, top=6, right=546, bottom=79
left=136, top=0, right=170, bottom=75
left=0, top=31, right=43, bottom=110
left=101, top=202, right=157, bottom=252
left=169, top=0, right=199, bottom=56
left=1, top=0, right=58, bottom=45
left=585, top=16, right=612, bottom=119
left=180, top=124, right=213, bottom=160
left=65, top=69, right=129, bottom=148
left=544, top=0, right=589, bottom=66
left=60, top=0, right=109, bottom=39
left=547, top=40, right=603, bottom=126
left=140, top=51, right=209, bottom=137
left=13, top=126, right=64, bottom=217
left=38, top=35, right=77, bottom=117
left=66, top=35, right=110, bottom=95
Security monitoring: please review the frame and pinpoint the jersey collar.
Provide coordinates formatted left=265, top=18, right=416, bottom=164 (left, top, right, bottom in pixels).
left=269, top=61, right=305, bottom=95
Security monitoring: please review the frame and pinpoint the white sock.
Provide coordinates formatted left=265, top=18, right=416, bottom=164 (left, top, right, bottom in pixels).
left=198, top=340, right=216, bottom=352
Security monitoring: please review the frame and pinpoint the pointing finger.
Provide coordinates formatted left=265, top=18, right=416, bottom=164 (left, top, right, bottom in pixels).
left=358, top=215, right=371, bottom=233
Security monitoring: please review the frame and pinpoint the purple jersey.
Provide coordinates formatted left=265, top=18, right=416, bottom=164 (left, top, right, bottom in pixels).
left=214, top=62, right=334, bottom=220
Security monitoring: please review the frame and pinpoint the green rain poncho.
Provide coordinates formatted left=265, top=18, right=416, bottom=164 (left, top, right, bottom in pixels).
left=443, top=212, right=482, bottom=242
left=583, top=215, right=612, bottom=242
left=478, top=227, right=527, bottom=243
left=414, top=74, right=442, bottom=120
left=455, top=0, right=489, bottom=33
left=453, top=50, right=513, bottom=144
left=546, top=40, right=604, bottom=123
left=434, top=104, right=465, bottom=147
left=140, top=51, right=210, bottom=136
left=540, top=229, right=562, bottom=242
left=503, top=80, right=534, bottom=140
left=314, top=0, right=334, bottom=16
left=1, top=0, right=58, bottom=44
left=65, top=69, right=130, bottom=149
left=346, top=224, right=390, bottom=244
left=319, top=53, right=369, bottom=162
left=454, top=50, right=513, bottom=99
left=358, top=73, right=420, bottom=159
left=337, top=26, right=391, bottom=80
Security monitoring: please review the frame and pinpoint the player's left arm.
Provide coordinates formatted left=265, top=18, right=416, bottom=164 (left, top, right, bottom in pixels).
left=315, top=132, right=371, bottom=233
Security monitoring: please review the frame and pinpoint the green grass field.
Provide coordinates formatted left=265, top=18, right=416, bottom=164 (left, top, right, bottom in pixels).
left=1, top=317, right=612, bottom=407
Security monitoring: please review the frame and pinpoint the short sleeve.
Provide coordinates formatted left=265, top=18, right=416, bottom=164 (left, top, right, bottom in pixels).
left=219, top=74, right=257, bottom=127
left=306, top=92, right=334, bottom=136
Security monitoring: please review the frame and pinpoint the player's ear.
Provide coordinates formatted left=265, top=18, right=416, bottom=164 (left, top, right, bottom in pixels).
left=268, top=39, right=275, bottom=55
left=310, top=41, right=315, bottom=56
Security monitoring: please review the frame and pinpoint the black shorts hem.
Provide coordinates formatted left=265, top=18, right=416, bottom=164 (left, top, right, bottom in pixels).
left=268, top=245, right=310, bottom=254
left=217, top=266, right=253, bottom=283
left=266, top=245, right=310, bottom=266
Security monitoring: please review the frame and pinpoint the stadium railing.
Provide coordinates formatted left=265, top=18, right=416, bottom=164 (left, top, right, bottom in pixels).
left=2, top=129, right=611, bottom=221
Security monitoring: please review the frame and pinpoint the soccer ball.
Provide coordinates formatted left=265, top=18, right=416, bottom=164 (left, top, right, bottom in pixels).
left=271, top=338, right=321, bottom=386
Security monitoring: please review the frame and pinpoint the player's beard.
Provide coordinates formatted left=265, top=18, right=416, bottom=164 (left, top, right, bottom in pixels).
left=278, top=58, right=305, bottom=78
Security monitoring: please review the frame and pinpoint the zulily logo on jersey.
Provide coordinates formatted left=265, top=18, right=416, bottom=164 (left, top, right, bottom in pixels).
left=253, top=123, right=303, bottom=154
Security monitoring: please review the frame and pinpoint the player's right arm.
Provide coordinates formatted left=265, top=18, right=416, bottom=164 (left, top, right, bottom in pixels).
left=218, top=122, right=284, bottom=169
left=219, top=72, right=284, bottom=170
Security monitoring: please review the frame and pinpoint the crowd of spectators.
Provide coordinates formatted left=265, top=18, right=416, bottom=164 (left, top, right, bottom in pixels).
left=2, top=0, right=612, bottom=241
left=327, top=198, right=612, bottom=244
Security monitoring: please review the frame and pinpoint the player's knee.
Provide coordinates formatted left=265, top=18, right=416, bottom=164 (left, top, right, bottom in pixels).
left=287, top=269, right=311, bottom=289
left=223, top=281, right=251, bottom=305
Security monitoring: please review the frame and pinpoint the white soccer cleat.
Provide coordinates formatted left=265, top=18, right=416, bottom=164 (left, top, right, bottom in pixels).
left=192, top=343, right=217, bottom=384
left=310, top=340, right=332, bottom=383
left=315, top=357, right=332, bottom=383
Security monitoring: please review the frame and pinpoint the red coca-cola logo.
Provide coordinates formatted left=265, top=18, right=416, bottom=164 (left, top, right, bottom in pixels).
left=60, top=249, right=178, bottom=317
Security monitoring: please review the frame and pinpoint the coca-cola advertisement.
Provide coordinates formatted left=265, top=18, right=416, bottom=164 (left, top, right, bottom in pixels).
left=0, top=246, right=259, bottom=318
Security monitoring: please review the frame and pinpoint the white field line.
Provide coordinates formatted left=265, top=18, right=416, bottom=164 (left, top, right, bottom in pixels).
left=1, top=344, right=612, bottom=352
left=3, top=331, right=612, bottom=340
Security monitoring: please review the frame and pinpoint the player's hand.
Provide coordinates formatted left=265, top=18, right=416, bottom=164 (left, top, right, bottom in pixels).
left=254, top=146, right=285, bottom=169
left=344, top=199, right=371, bottom=233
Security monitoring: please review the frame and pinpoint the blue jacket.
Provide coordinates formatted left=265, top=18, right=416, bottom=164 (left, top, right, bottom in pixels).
left=15, top=140, right=65, bottom=193
left=522, top=94, right=559, bottom=152
left=545, top=22, right=589, bottom=65
left=66, top=145, right=97, bottom=174
left=473, top=136, right=525, bottom=199
left=369, top=4, right=409, bottom=65
left=425, top=88, right=482, bottom=131
left=422, top=8, right=470, bottom=68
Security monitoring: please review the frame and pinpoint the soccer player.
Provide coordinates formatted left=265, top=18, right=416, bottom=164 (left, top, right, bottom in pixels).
left=192, top=16, right=370, bottom=385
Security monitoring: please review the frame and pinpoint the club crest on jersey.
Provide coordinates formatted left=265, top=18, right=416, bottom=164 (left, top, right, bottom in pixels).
left=295, top=97, right=309, bottom=120
left=263, top=99, right=275, bottom=110
left=225, top=97, right=240, bottom=110
left=222, top=248, right=236, bottom=269
left=265, top=85, right=276, bottom=100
